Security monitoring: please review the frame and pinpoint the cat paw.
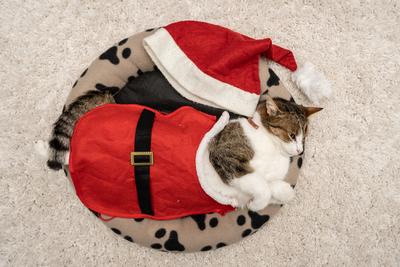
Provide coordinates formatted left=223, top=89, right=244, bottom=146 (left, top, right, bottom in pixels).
left=230, top=198, right=239, bottom=207
left=271, top=182, right=295, bottom=203
left=230, top=199, right=248, bottom=209
left=247, top=199, right=268, bottom=211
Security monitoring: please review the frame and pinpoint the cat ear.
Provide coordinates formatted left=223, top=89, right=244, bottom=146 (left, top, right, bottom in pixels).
left=265, top=95, right=279, bottom=116
left=304, top=106, right=323, bottom=117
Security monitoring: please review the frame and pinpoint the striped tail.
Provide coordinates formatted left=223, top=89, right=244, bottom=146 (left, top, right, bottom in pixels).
left=47, top=90, right=115, bottom=170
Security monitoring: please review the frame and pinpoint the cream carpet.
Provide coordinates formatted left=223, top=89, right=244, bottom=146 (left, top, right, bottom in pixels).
left=1, top=0, right=399, bottom=266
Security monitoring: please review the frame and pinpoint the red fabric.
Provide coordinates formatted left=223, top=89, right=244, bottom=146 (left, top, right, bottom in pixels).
left=165, top=20, right=297, bottom=95
left=265, top=43, right=298, bottom=71
left=69, top=104, right=235, bottom=220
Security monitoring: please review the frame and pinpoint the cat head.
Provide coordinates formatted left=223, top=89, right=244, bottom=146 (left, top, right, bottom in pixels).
left=258, top=96, right=322, bottom=156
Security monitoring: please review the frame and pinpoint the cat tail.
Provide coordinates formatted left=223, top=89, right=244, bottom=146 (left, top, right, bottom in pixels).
left=46, top=112, right=74, bottom=170
left=46, top=90, right=115, bottom=170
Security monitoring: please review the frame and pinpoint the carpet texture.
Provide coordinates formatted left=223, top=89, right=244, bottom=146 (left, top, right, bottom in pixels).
left=1, top=0, right=399, bottom=266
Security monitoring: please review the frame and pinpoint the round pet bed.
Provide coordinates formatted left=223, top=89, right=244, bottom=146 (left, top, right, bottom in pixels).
left=62, top=27, right=304, bottom=252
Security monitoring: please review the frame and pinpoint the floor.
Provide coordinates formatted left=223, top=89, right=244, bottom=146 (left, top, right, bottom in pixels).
left=1, top=0, right=399, bottom=266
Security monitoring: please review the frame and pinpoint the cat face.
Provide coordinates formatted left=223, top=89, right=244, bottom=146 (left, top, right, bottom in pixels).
left=259, top=96, right=322, bottom=156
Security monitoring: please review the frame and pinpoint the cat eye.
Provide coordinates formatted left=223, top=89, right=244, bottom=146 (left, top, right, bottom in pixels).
left=289, top=133, right=296, bottom=140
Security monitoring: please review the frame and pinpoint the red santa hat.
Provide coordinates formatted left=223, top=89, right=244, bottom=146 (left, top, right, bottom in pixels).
left=144, top=21, right=331, bottom=116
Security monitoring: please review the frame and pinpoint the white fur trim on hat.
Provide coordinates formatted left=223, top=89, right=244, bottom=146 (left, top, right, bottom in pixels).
left=292, top=62, right=332, bottom=104
left=143, top=28, right=260, bottom=117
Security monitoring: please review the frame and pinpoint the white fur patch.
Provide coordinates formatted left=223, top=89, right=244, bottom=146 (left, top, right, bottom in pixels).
left=34, top=140, right=49, bottom=158
left=35, top=140, right=70, bottom=166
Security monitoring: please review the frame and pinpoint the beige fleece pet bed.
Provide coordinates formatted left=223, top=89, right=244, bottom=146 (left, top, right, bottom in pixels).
left=62, top=28, right=304, bottom=252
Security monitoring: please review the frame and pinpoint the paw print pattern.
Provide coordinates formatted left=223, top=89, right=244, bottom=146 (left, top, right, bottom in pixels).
left=99, top=46, right=119, bottom=65
left=200, top=242, right=227, bottom=251
left=122, top=48, right=131, bottom=59
left=267, top=68, right=280, bottom=87
left=190, top=214, right=220, bottom=230
left=109, top=227, right=134, bottom=243
left=232, top=211, right=271, bottom=239
left=190, top=214, right=206, bottom=230
left=209, top=217, right=218, bottom=228
left=248, top=211, right=270, bottom=229
left=151, top=229, right=185, bottom=252
left=99, top=38, right=133, bottom=65
left=98, top=209, right=272, bottom=252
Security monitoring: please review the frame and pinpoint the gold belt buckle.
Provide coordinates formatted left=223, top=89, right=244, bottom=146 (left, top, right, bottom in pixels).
left=130, top=151, right=154, bottom=166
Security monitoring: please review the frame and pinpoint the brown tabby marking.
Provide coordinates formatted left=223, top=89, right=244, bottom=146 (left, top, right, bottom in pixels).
left=209, top=122, right=254, bottom=183
left=258, top=97, right=308, bottom=142
left=258, top=97, right=322, bottom=142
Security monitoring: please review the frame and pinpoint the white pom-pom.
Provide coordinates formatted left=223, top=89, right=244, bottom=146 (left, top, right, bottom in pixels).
left=292, top=62, right=332, bottom=103
left=34, top=140, right=49, bottom=158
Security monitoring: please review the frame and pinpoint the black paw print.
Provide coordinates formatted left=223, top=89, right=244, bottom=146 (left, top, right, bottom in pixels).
left=151, top=229, right=185, bottom=252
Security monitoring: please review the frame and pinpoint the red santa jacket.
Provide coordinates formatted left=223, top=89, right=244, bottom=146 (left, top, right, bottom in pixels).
left=69, top=104, right=234, bottom=220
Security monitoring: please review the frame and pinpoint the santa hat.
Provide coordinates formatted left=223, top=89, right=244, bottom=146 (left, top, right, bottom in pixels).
left=143, top=21, right=331, bottom=116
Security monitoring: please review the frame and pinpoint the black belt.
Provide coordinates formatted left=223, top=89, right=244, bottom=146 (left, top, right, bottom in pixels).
left=130, top=109, right=155, bottom=215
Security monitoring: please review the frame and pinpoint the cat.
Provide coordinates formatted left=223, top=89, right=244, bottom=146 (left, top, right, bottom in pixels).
left=47, top=88, right=321, bottom=212
left=209, top=95, right=322, bottom=211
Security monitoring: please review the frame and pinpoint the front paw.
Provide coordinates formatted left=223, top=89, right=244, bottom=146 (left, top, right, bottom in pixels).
left=271, top=182, right=295, bottom=203
left=230, top=198, right=239, bottom=208
left=230, top=198, right=248, bottom=209
left=247, top=198, right=269, bottom=211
